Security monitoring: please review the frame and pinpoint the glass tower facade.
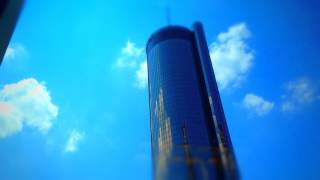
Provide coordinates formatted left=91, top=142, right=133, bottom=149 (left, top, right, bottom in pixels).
left=0, top=0, right=24, bottom=64
left=147, top=23, right=238, bottom=180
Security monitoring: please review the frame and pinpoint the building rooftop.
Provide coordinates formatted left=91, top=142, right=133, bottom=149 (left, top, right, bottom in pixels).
left=146, top=25, right=193, bottom=54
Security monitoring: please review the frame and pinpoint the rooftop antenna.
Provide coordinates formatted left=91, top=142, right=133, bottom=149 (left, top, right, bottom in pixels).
left=166, top=6, right=171, bottom=26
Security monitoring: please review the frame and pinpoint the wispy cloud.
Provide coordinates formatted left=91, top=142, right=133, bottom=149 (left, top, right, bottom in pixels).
left=0, top=78, right=58, bottom=138
left=64, top=130, right=84, bottom=153
left=242, top=93, right=274, bottom=116
left=115, top=41, right=144, bottom=69
left=281, top=77, right=319, bottom=112
left=135, top=60, right=148, bottom=89
left=209, top=23, right=254, bottom=90
left=115, top=41, right=148, bottom=89
left=3, top=44, right=28, bottom=61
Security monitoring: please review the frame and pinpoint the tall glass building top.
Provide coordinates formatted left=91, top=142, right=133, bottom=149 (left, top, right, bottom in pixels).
left=147, top=23, right=238, bottom=180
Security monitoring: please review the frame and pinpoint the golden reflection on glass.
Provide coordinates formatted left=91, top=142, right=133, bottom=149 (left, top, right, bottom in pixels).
left=154, top=88, right=173, bottom=179
left=155, top=88, right=172, bottom=153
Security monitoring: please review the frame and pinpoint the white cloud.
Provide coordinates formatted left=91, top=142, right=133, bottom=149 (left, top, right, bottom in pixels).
left=3, top=44, right=28, bottom=61
left=135, top=60, right=148, bottom=89
left=122, top=41, right=143, bottom=57
left=115, top=41, right=144, bottom=69
left=0, top=78, right=58, bottom=138
left=115, top=40, right=148, bottom=89
left=209, top=23, right=254, bottom=90
left=64, top=130, right=84, bottom=153
left=281, top=77, right=319, bottom=112
left=243, top=93, right=274, bottom=116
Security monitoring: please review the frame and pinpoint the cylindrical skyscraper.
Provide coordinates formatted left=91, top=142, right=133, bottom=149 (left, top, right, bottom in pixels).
left=146, top=23, right=238, bottom=180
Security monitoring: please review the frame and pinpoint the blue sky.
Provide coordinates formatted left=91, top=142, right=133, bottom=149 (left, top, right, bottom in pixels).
left=0, top=0, right=320, bottom=179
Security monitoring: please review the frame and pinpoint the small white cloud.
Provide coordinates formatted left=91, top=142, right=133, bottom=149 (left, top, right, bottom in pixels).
left=243, top=93, right=274, bottom=116
left=3, top=44, right=28, bottom=61
left=122, top=41, right=143, bottom=57
left=115, top=41, right=144, bottom=69
left=0, top=78, right=58, bottom=138
left=135, top=60, right=148, bottom=89
left=281, top=101, right=295, bottom=112
left=4, top=47, right=15, bottom=59
left=281, top=77, right=319, bottom=112
left=115, top=40, right=148, bottom=89
left=64, top=130, right=84, bottom=153
left=209, top=23, right=254, bottom=90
